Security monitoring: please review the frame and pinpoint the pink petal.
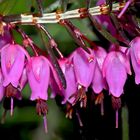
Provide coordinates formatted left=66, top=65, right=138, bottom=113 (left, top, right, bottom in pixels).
left=1, top=44, right=25, bottom=87
left=104, top=54, right=127, bottom=97
left=130, top=37, right=140, bottom=64
left=61, top=61, right=77, bottom=104
left=19, top=67, right=27, bottom=90
left=49, top=71, right=61, bottom=99
left=31, top=57, right=43, bottom=82
left=71, top=48, right=95, bottom=88
left=92, top=63, right=105, bottom=94
left=94, top=46, right=107, bottom=69
left=117, top=51, right=131, bottom=75
left=27, top=56, right=50, bottom=101
left=130, top=47, right=140, bottom=84
left=102, top=51, right=116, bottom=77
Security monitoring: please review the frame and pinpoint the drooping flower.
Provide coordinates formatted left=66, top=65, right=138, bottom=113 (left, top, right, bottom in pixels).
left=102, top=50, right=131, bottom=97
left=91, top=47, right=107, bottom=116
left=27, top=56, right=50, bottom=101
left=70, top=47, right=95, bottom=88
left=58, top=58, right=77, bottom=104
left=1, top=43, right=29, bottom=115
left=1, top=43, right=28, bottom=88
left=91, top=47, right=107, bottom=94
left=129, top=36, right=140, bottom=84
left=26, top=56, right=51, bottom=133
left=69, top=47, right=96, bottom=107
left=102, top=49, right=131, bottom=128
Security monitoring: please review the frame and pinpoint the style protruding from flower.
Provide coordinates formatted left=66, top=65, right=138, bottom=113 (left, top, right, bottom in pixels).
left=102, top=49, right=131, bottom=128
left=103, top=50, right=131, bottom=98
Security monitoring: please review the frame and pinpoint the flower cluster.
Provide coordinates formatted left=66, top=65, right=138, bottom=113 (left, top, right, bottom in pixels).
left=0, top=0, right=140, bottom=132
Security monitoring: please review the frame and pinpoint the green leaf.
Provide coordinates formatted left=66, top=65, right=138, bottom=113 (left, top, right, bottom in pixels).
left=0, top=0, right=17, bottom=15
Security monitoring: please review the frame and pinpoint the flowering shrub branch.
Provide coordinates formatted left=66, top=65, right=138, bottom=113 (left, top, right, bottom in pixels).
left=0, top=0, right=140, bottom=136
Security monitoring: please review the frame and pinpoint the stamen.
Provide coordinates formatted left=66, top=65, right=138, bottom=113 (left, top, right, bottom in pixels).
left=10, top=97, right=14, bottom=116
left=95, top=92, right=104, bottom=104
left=36, top=99, right=48, bottom=116
left=94, top=93, right=104, bottom=116
left=66, top=103, right=73, bottom=119
left=115, top=109, right=119, bottom=128
left=43, top=115, right=48, bottom=133
left=72, top=85, right=87, bottom=107
left=65, top=109, right=73, bottom=119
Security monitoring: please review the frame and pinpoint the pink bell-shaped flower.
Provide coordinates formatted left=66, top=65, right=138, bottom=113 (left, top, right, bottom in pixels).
left=27, top=55, right=52, bottom=133
left=67, top=47, right=96, bottom=108
left=129, top=36, right=140, bottom=84
left=27, top=56, right=51, bottom=101
left=58, top=58, right=77, bottom=104
left=1, top=43, right=28, bottom=88
left=70, top=47, right=95, bottom=88
left=102, top=51, right=131, bottom=97
left=1, top=43, right=29, bottom=116
left=92, top=47, right=107, bottom=94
